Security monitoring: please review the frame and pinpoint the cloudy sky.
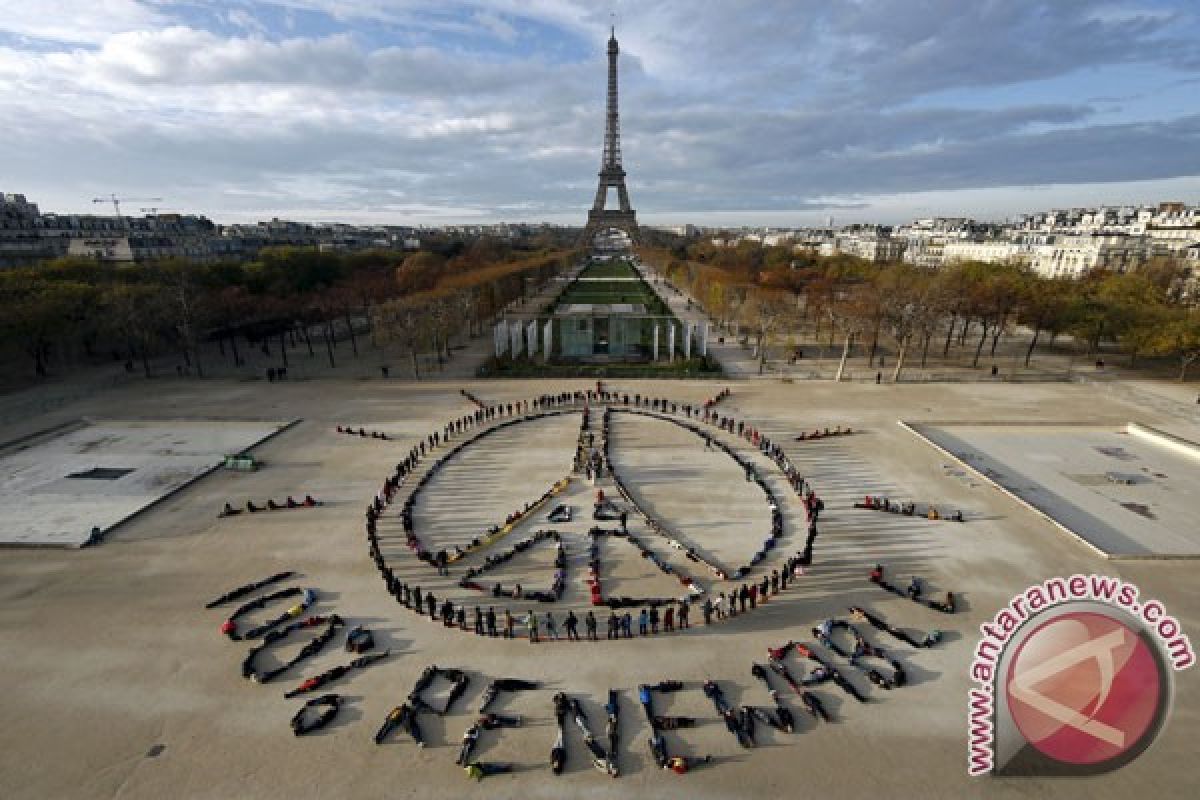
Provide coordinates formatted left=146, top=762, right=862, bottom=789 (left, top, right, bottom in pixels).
left=1, top=1, right=1199, bottom=226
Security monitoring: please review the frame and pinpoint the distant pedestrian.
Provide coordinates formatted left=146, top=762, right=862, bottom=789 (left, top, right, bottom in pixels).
left=486, top=607, right=497, bottom=637
left=585, top=611, right=598, bottom=641
left=545, top=611, right=559, bottom=641
left=649, top=607, right=660, bottom=634
left=639, top=608, right=649, bottom=635
left=565, top=610, right=580, bottom=641
left=526, top=610, right=539, bottom=643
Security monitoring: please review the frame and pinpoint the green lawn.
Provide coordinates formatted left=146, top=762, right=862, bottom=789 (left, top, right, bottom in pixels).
left=555, top=277, right=671, bottom=315
left=575, top=259, right=640, bottom=279
left=480, top=355, right=722, bottom=378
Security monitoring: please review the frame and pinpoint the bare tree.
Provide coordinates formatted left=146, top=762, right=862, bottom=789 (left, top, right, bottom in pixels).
left=374, top=299, right=430, bottom=379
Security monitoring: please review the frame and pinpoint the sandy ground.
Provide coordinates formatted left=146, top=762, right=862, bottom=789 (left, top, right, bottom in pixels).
left=1, top=377, right=1198, bottom=800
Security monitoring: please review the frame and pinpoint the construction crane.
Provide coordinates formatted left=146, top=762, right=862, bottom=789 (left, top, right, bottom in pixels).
left=92, top=194, right=163, bottom=223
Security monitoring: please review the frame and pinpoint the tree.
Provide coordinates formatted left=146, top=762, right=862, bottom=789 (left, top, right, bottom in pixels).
left=1098, top=271, right=1169, bottom=366
left=1154, top=310, right=1200, bottom=382
left=1018, top=275, right=1074, bottom=366
left=741, top=288, right=792, bottom=374
left=829, top=286, right=872, bottom=382
left=877, top=264, right=932, bottom=382
left=156, top=259, right=209, bottom=376
left=374, top=299, right=430, bottom=379
left=102, top=283, right=169, bottom=377
left=0, top=274, right=96, bottom=377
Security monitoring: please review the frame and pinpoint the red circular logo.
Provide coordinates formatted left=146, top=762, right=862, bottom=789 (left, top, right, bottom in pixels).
left=1005, top=611, right=1162, bottom=766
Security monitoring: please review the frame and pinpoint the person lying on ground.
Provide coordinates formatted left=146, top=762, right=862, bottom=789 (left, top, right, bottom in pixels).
left=800, top=690, right=829, bottom=722
left=928, top=592, right=956, bottom=613
left=464, top=762, right=512, bottom=781
left=770, top=692, right=795, bottom=732
left=284, top=650, right=389, bottom=698
left=205, top=571, right=293, bottom=608
left=801, top=665, right=833, bottom=686
left=221, top=586, right=307, bottom=639
left=241, top=588, right=318, bottom=640
left=479, top=713, right=522, bottom=729
left=344, top=625, right=373, bottom=654
left=666, top=754, right=712, bottom=774
left=551, top=727, right=566, bottom=775
left=290, top=693, right=340, bottom=736
left=478, top=678, right=539, bottom=712
left=456, top=723, right=481, bottom=766
left=652, top=715, right=696, bottom=730
left=647, top=734, right=669, bottom=769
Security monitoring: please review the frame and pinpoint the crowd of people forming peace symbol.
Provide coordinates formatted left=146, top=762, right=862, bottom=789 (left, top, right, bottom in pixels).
left=361, top=382, right=842, bottom=642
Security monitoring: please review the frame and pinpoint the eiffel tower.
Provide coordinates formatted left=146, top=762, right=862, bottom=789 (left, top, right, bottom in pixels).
left=582, top=28, right=639, bottom=246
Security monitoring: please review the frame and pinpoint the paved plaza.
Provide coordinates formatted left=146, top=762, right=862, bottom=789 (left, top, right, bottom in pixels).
left=0, top=419, right=286, bottom=546
left=0, top=376, right=1197, bottom=799
left=913, top=422, right=1200, bottom=558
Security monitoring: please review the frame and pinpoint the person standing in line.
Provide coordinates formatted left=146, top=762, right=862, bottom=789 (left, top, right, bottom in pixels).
left=638, top=608, right=649, bottom=636
left=649, top=607, right=660, bottom=634
left=526, top=610, right=539, bottom=643
left=585, top=611, right=598, bottom=641
left=663, top=606, right=675, bottom=633
left=622, top=612, right=633, bottom=638
left=565, top=610, right=580, bottom=641
left=504, top=609, right=515, bottom=639
left=544, top=611, right=559, bottom=641
left=679, top=601, right=690, bottom=629
left=485, top=607, right=497, bottom=637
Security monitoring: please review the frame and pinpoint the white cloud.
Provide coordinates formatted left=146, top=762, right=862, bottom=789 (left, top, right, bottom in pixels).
left=0, top=0, right=165, bottom=44
left=226, top=9, right=270, bottom=35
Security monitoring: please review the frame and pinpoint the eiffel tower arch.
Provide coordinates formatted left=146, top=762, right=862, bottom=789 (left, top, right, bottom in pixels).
left=581, top=29, right=639, bottom=247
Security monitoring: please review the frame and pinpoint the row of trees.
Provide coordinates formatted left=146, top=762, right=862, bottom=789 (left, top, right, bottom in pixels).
left=372, top=254, right=570, bottom=378
left=0, top=236, right=579, bottom=380
left=648, top=243, right=1200, bottom=381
